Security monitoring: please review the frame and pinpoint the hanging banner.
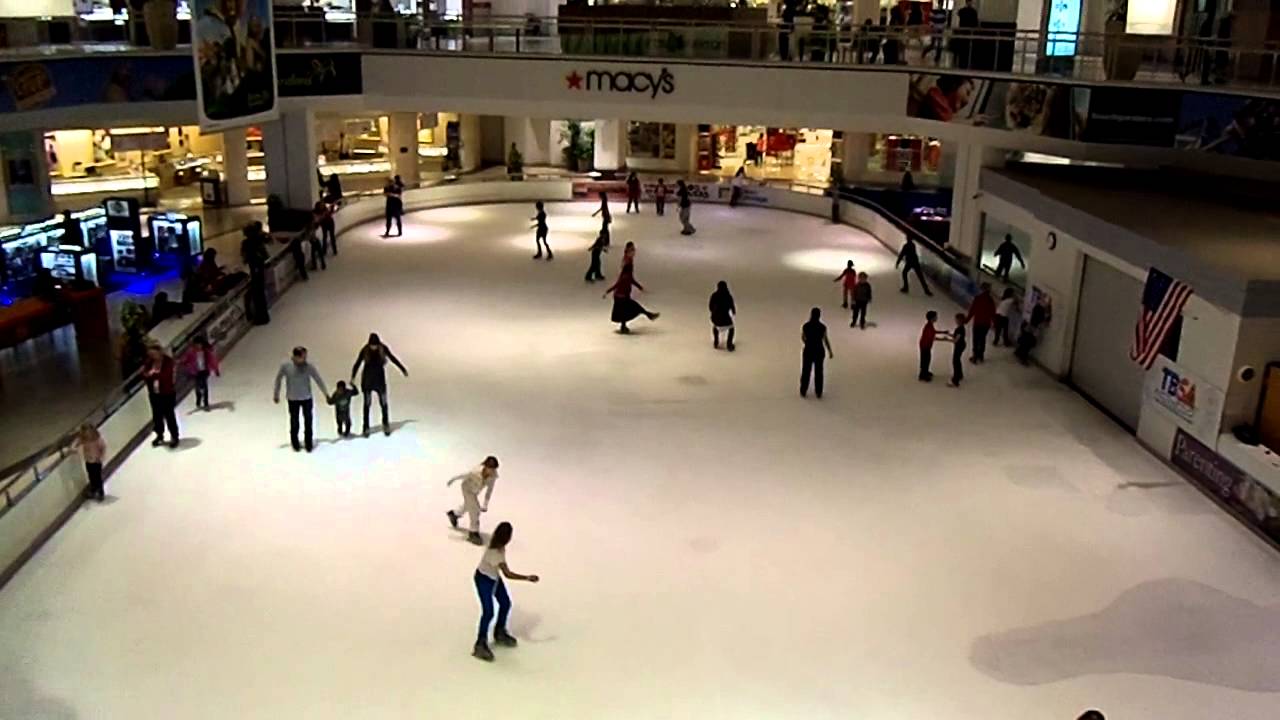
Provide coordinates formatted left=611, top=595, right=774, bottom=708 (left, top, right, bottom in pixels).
left=192, top=0, right=279, bottom=132
left=1143, top=356, right=1226, bottom=446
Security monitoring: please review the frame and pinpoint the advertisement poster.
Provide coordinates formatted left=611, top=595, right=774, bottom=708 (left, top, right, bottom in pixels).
left=1143, top=356, right=1226, bottom=446
left=276, top=52, right=363, bottom=98
left=0, top=57, right=195, bottom=113
left=1175, top=93, right=1280, bottom=162
left=1075, top=86, right=1181, bottom=147
left=906, top=75, right=1077, bottom=139
left=192, top=0, right=278, bottom=131
left=1171, top=429, right=1280, bottom=540
left=0, top=131, right=52, bottom=220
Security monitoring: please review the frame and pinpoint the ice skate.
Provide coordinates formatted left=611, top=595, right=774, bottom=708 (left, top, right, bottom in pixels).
left=447, top=510, right=459, bottom=528
left=472, top=642, right=494, bottom=662
left=494, top=630, right=518, bottom=648
left=468, top=531, right=484, bottom=545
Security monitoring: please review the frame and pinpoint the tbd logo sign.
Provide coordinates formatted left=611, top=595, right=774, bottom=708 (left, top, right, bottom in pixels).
left=1157, top=366, right=1197, bottom=420
left=565, top=68, right=675, bottom=99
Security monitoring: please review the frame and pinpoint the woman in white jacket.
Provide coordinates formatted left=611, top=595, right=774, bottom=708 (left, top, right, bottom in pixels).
left=447, top=456, right=500, bottom=545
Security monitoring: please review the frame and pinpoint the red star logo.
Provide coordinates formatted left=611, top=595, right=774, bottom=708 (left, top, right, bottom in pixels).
left=565, top=71, right=583, bottom=90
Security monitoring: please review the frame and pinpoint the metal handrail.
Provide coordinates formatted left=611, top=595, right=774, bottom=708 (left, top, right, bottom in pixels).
left=2, top=13, right=1277, bottom=92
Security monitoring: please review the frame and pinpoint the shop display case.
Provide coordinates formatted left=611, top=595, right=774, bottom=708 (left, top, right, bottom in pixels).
left=104, top=197, right=151, bottom=274
left=39, top=245, right=99, bottom=287
left=148, top=212, right=204, bottom=270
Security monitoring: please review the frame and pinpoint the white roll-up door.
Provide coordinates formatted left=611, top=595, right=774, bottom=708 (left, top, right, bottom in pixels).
left=1069, top=257, right=1146, bottom=431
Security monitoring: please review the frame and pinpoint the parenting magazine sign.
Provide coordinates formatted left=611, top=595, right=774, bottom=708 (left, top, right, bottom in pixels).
left=192, top=0, right=278, bottom=131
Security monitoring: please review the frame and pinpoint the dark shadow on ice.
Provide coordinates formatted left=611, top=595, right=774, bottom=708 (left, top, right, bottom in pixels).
left=189, top=400, right=236, bottom=415
left=1004, top=464, right=1079, bottom=493
left=970, top=578, right=1280, bottom=692
left=677, top=374, right=709, bottom=387
left=170, top=437, right=202, bottom=451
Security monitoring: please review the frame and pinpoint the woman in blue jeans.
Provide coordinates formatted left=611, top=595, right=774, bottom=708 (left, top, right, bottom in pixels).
left=473, top=521, right=540, bottom=662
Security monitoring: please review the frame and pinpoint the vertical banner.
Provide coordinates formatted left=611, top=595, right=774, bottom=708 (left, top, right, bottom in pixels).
left=192, top=0, right=279, bottom=132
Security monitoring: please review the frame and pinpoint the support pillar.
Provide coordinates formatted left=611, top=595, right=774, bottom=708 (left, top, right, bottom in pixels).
left=592, top=118, right=627, bottom=173
left=947, top=143, right=1005, bottom=268
left=221, top=127, right=250, bottom=206
left=839, top=131, right=872, bottom=185
left=674, top=124, right=698, bottom=175
left=504, top=116, right=552, bottom=166
left=0, top=130, right=54, bottom=224
left=388, top=112, right=420, bottom=189
left=262, top=109, right=318, bottom=210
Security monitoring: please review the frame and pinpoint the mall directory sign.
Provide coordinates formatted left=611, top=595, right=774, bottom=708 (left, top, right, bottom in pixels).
left=192, top=0, right=279, bottom=132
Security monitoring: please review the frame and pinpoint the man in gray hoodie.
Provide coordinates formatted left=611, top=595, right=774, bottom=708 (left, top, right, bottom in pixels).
left=273, top=346, right=329, bottom=452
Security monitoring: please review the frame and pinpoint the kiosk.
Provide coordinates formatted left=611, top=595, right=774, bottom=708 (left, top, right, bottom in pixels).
left=104, top=197, right=151, bottom=274
left=1, top=216, right=64, bottom=294
left=39, top=245, right=100, bottom=287
left=148, top=212, right=204, bottom=271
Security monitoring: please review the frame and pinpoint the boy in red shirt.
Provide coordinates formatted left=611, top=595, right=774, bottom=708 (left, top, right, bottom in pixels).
left=919, top=310, right=939, bottom=382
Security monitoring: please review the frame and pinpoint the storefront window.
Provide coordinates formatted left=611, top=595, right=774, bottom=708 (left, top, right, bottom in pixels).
left=627, top=122, right=676, bottom=160
left=868, top=134, right=942, bottom=175
left=978, top=213, right=1032, bottom=289
left=704, top=125, right=833, bottom=184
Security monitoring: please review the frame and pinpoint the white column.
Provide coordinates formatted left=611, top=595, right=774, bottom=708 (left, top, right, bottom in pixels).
left=262, top=110, right=318, bottom=209
left=592, top=118, right=627, bottom=173
left=388, top=112, right=420, bottom=189
left=221, top=127, right=250, bottom=206
left=839, top=131, right=872, bottom=185
left=947, top=143, right=1005, bottom=267
left=504, top=117, right=552, bottom=166
left=0, top=129, right=54, bottom=224
left=674, top=124, right=698, bottom=176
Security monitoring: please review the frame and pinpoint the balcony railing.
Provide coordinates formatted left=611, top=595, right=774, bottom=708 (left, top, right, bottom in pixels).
left=2, top=13, right=1278, bottom=93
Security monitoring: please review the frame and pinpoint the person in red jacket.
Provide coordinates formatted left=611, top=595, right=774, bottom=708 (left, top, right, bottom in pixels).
left=966, top=282, right=996, bottom=364
left=919, top=310, right=939, bottom=382
left=181, top=336, right=222, bottom=411
left=142, top=344, right=180, bottom=448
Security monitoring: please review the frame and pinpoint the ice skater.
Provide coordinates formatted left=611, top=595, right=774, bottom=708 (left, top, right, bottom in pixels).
left=654, top=178, right=668, bottom=216
left=800, top=307, right=833, bottom=398
left=918, top=310, right=939, bottom=382
left=729, top=165, right=747, bottom=207
left=896, top=238, right=933, bottom=296
left=273, top=346, right=328, bottom=452
left=621, top=240, right=636, bottom=269
left=676, top=180, right=696, bottom=235
left=142, top=344, right=180, bottom=448
left=382, top=176, right=404, bottom=238
left=351, top=332, right=408, bottom=437
left=328, top=381, right=359, bottom=437
left=851, top=272, right=871, bottom=329
left=625, top=171, right=642, bottom=213
left=993, top=288, right=1017, bottom=346
left=530, top=201, right=552, bottom=260
left=592, top=190, right=612, bottom=246
left=942, top=312, right=968, bottom=387
left=585, top=230, right=609, bottom=282
left=709, top=280, right=736, bottom=351
left=966, top=282, right=995, bottom=363
left=181, top=335, right=220, bottom=410
left=73, top=423, right=107, bottom=502
left=833, top=260, right=858, bottom=308
left=603, top=263, right=660, bottom=334
left=471, top=521, right=539, bottom=662
left=447, top=455, right=500, bottom=545
left=993, top=234, right=1025, bottom=281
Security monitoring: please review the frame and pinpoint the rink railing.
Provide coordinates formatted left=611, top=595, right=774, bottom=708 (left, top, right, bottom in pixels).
left=3, top=13, right=1279, bottom=93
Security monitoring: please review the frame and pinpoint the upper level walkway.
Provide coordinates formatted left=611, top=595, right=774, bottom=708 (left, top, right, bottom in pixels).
left=2, top=13, right=1278, bottom=96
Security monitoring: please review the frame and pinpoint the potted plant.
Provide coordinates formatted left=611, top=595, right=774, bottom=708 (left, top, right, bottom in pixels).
left=559, top=121, right=594, bottom=173
left=142, top=0, right=179, bottom=51
left=118, top=300, right=152, bottom=380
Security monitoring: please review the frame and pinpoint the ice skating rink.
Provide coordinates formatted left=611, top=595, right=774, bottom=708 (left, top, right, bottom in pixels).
left=3, top=201, right=1280, bottom=720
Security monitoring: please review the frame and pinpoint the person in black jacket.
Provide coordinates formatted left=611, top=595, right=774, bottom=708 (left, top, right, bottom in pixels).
left=896, top=238, right=932, bottom=296
left=382, top=176, right=404, bottom=238
left=851, top=271, right=871, bottom=329
left=241, top=223, right=271, bottom=325
left=351, top=332, right=409, bottom=437
left=709, top=280, right=736, bottom=351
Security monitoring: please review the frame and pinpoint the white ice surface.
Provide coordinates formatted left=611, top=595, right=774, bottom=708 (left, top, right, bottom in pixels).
left=3, top=202, right=1280, bottom=720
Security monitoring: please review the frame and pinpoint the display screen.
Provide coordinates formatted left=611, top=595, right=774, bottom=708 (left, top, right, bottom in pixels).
left=2, top=236, right=45, bottom=284
left=1045, top=0, right=1081, bottom=56
left=187, top=221, right=203, bottom=257
left=110, top=229, right=138, bottom=271
left=152, top=219, right=184, bottom=254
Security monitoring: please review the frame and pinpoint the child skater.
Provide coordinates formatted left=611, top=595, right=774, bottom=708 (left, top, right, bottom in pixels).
left=73, top=423, right=107, bottom=502
left=592, top=190, right=612, bottom=246
left=530, top=201, right=552, bottom=260
left=472, top=521, right=539, bottom=662
left=851, top=271, right=871, bottom=329
left=328, top=381, right=359, bottom=437
left=585, top=230, right=609, bottom=282
left=709, top=280, right=736, bottom=351
left=833, top=260, right=858, bottom=308
left=993, top=287, right=1017, bottom=346
left=182, top=336, right=221, bottom=410
left=919, top=310, right=939, bottom=382
left=941, top=312, right=968, bottom=388
left=447, top=456, right=500, bottom=545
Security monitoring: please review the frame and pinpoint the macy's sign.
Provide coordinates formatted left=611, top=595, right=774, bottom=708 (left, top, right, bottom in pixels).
left=565, top=68, right=675, bottom=99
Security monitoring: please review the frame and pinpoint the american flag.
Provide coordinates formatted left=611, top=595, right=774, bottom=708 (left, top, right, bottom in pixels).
left=1130, top=268, right=1193, bottom=370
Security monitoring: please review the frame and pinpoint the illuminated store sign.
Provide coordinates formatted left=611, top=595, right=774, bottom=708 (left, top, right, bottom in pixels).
left=565, top=68, right=675, bottom=99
